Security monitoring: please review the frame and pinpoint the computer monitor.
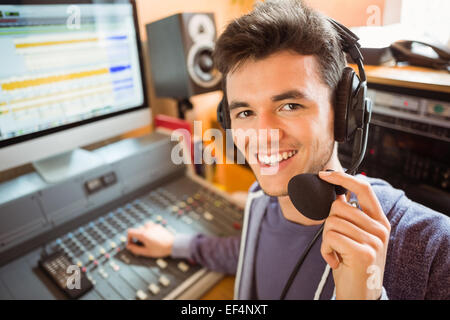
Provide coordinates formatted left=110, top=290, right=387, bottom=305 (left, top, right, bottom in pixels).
left=0, top=0, right=150, bottom=182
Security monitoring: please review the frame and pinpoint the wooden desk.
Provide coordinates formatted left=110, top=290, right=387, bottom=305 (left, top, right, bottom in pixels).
left=349, top=64, right=450, bottom=93
left=200, top=276, right=236, bottom=300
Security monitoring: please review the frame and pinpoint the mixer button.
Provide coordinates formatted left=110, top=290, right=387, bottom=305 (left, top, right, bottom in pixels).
left=109, top=261, right=120, bottom=272
left=156, top=258, right=167, bottom=269
left=148, top=283, right=160, bottom=295
left=203, top=211, right=214, bottom=221
left=177, top=262, right=189, bottom=272
left=188, top=211, right=200, bottom=220
left=233, top=222, right=242, bottom=230
left=167, top=226, right=177, bottom=235
left=159, top=275, right=170, bottom=287
left=136, top=289, right=148, bottom=300
left=181, top=216, right=192, bottom=225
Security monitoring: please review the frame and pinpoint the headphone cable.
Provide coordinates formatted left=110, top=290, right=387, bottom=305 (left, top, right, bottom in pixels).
left=279, top=223, right=325, bottom=300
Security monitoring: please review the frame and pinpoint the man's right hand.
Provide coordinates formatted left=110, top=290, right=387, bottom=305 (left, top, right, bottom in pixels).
left=126, top=221, right=174, bottom=258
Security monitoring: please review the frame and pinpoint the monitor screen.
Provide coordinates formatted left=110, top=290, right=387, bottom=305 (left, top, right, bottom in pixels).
left=0, top=0, right=147, bottom=148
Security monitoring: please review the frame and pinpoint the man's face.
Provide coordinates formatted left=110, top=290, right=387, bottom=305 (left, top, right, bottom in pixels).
left=227, top=51, right=335, bottom=197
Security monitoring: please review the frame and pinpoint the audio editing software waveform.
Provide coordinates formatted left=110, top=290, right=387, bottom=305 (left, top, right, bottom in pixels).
left=0, top=4, right=144, bottom=141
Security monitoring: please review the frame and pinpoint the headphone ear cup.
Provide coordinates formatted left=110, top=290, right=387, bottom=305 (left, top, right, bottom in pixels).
left=334, top=67, right=356, bottom=143
left=217, top=98, right=228, bottom=129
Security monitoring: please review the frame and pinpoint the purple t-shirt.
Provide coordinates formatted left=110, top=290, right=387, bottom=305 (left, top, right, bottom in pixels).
left=171, top=175, right=450, bottom=299
left=255, top=197, right=334, bottom=299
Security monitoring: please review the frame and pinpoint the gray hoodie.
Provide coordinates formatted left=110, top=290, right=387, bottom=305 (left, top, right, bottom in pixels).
left=172, top=174, right=450, bottom=299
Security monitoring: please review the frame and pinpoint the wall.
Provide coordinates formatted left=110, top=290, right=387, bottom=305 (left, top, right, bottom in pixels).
left=134, top=0, right=254, bottom=129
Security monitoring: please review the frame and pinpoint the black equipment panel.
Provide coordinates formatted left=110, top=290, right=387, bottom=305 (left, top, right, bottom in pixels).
left=338, top=85, right=450, bottom=215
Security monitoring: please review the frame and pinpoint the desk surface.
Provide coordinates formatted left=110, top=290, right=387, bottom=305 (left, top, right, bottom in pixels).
left=349, top=64, right=450, bottom=93
left=201, top=276, right=235, bottom=300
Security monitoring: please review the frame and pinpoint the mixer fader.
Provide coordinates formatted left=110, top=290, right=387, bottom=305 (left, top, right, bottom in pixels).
left=0, top=132, right=245, bottom=300
left=40, top=176, right=243, bottom=300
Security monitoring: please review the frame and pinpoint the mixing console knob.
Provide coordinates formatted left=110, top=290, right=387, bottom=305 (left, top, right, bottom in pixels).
left=120, top=254, right=130, bottom=264
left=181, top=216, right=193, bottom=225
left=109, top=261, right=120, bottom=272
left=177, top=261, right=189, bottom=272
left=167, top=226, right=177, bottom=235
left=233, top=222, right=242, bottom=230
left=203, top=211, right=214, bottom=221
left=98, top=268, right=108, bottom=279
left=148, top=283, right=160, bottom=295
left=136, top=289, right=148, bottom=300
left=156, top=258, right=168, bottom=269
left=159, top=275, right=170, bottom=287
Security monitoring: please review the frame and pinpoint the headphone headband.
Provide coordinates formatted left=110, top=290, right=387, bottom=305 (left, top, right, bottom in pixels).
left=327, top=18, right=366, bottom=83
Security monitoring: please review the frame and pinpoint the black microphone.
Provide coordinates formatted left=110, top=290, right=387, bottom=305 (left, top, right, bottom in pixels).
left=287, top=171, right=346, bottom=221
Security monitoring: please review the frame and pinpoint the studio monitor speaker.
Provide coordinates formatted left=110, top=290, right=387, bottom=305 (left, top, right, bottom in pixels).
left=146, top=13, right=222, bottom=100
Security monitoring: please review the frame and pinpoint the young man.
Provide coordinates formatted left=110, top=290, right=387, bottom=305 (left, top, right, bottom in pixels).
left=127, top=0, right=450, bottom=299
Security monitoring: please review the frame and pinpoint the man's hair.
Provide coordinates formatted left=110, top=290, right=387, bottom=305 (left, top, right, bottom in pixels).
left=214, top=0, right=347, bottom=108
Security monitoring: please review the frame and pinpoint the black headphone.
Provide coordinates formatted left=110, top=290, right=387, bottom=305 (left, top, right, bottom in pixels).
left=216, top=18, right=372, bottom=177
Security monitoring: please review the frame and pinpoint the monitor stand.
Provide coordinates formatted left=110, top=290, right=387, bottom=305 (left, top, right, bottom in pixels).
left=33, top=148, right=105, bottom=184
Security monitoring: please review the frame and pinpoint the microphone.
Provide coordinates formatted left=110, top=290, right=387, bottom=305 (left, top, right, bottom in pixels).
left=287, top=171, right=346, bottom=221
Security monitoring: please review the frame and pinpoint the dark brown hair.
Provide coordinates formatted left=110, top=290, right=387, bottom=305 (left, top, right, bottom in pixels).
left=214, top=0, right=347, bottom=123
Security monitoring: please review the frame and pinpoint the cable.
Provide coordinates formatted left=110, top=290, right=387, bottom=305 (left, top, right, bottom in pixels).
left=279, top=223, right=325, bottom=300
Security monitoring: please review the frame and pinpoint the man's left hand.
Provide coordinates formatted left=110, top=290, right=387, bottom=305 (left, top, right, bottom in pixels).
left=318, top=171, right=391, bottom=300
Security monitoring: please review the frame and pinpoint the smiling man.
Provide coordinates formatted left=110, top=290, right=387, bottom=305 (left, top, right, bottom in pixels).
left=127, top=0, right=450, bottom=300
left=227, top=51, right=338, bottom=198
